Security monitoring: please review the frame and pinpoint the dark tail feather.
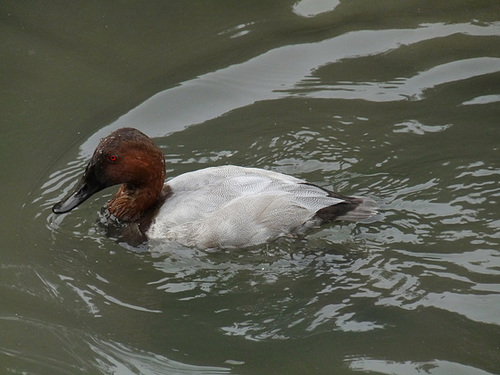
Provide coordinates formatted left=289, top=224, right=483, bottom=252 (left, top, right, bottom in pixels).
left=315, top=196, right=378, bottom=223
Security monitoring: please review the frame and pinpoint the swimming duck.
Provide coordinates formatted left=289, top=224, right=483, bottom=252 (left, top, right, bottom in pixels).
left=53, top=127, right=377, bottom=249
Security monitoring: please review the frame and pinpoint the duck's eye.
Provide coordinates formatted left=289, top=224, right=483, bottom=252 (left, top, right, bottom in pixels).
left=109, top=155, right=118, bottom=162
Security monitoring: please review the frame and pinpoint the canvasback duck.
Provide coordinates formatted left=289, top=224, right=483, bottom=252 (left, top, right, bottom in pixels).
left=53, top=128, right=377, bottom=249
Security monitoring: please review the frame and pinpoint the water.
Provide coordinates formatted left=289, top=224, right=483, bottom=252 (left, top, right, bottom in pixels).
left=2, top=1, right=500, bottom=374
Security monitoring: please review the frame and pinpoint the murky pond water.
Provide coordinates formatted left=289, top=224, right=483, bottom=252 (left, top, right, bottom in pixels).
left=2, top=1, right=500, bottom=374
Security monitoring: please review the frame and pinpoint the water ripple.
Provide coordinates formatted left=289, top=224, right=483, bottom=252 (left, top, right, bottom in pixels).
left=72, top=21, right=500, bottom=157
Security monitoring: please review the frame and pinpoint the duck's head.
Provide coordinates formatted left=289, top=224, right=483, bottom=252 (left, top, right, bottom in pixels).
left=53, top=128, right=166, bottom=219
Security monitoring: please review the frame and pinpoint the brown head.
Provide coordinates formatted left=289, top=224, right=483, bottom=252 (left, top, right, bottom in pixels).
left=53, top=128, right=166, bottom=222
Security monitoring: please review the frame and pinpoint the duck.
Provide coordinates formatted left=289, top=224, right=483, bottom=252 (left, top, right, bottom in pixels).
left=53, top=127, right=377, bottom=249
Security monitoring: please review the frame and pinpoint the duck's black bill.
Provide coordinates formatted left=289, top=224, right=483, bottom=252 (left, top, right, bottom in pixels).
left=52, top=171, right=106, bottom=214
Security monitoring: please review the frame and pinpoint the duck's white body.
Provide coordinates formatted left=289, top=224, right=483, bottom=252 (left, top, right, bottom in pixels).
left=147, top=166, right=366, bottom=248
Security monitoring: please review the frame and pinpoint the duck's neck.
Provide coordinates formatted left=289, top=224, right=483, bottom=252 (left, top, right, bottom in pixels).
left=107, top=181, right=165, bottom=223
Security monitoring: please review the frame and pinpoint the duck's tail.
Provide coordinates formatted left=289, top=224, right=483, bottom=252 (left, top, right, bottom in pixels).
left=314, top=195, right=378, bottom=223
left=338, top=196, right=378, bottom=221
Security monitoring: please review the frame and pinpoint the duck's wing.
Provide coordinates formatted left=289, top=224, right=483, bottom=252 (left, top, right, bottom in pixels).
left=158, top=165, right=346, bottom=221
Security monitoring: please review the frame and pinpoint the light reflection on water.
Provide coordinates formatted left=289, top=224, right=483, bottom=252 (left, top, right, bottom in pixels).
left=0, top=315, right=230, bottom=375
left=348, top=358, right=495, bottom=375
left=148, top=238, right=380, bottom=340
left=76, top=22, right=500, bottom=157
